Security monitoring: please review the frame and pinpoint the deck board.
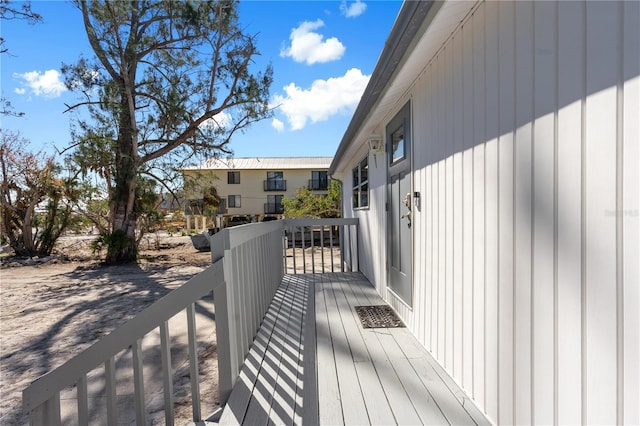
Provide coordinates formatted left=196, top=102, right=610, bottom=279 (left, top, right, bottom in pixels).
left=219, top=272, right=488, bottom=425
left=323, top=278, right=369, bottom=425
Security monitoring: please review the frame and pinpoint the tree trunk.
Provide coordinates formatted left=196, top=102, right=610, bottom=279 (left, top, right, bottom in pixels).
left=105, top=91, right=138, bottom=264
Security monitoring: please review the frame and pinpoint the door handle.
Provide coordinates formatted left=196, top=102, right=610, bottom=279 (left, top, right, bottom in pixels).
left=402, top=192, right=411, bottom=225
left=403, top=193, right=411, bottom=209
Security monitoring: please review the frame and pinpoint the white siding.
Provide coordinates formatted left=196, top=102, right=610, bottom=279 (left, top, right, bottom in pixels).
left=339, top=1, right=639, bottom=424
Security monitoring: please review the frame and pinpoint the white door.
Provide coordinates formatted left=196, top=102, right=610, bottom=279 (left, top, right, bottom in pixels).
left=387, top=102, right=413, bottom=306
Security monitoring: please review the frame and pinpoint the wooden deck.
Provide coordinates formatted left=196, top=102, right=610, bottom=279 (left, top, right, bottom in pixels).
left=218, top=272, right=490, bottom=425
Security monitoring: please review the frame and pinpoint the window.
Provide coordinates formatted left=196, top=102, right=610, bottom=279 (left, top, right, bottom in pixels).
left=265, top=171, right=286, bottom=191
left=310, top=171, right=328, bottom=190
left=390, top=126, right=405, bottom=164
left=352, top=157, right=369, bottom=209
left=265, top=195, right=284, bottom=214
left=228, top=171, right=240, bottom=184
left=228, top=195, right=241, bottom=208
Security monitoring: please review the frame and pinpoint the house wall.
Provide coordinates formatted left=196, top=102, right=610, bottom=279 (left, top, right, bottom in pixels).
left=338, top=1, right=639, bottom=424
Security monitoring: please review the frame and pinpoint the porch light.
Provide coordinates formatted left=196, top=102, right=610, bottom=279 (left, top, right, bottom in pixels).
left=368, top=135, right=383, bottom=154
left=368, top=135, right=383, bottom=167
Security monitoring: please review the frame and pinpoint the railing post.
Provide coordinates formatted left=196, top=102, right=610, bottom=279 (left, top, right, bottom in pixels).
left=210, top=229, right=234, bottom=405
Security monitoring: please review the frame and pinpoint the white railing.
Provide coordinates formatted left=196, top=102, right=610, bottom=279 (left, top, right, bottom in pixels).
left=22, top=218, right=359, bottom=424
left=213, top=218, right=359, bottom=405
left=22, top=260, right=224, bottom=425
left=210, top=220, right=285, bottom=405
left=282, top=218, right=359, bottom=274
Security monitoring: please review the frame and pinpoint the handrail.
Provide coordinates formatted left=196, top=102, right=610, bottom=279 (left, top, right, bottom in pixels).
left=22, top=259, right=225, bottom=425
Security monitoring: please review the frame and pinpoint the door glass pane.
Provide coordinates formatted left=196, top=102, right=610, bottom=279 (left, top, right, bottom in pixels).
left=390, top=126, right=405, bottom=164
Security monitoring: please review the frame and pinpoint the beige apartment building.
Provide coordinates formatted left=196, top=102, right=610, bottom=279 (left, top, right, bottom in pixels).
left=182, top=157, right=332, bottom=230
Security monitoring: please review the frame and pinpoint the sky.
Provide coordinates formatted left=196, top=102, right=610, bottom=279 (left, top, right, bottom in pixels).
left=1, top=0, right=403, bottom=163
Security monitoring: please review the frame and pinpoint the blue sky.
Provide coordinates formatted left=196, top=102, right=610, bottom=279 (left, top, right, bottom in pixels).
left=1, top=0, right=402, bottom=162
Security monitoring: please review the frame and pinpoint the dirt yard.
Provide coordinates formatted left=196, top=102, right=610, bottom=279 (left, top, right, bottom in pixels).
left=0, top=232, right=217, bottom=425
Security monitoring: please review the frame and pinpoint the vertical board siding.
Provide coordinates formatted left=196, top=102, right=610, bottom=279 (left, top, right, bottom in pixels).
left=451, top=29, right=464, bottom=385
left=585, top=3, right=619, bottom=425
left=532, top=2, right=556, bottom=424
left=497, top=2, right=515, bottom=424
left=374, top=1, right=638, bottom=424
left=622, top=3, right=640, bottom=425
left=513, top=2, right=534, bottom=423
left=461, top=17, right=475, bottom=397
left=483, top=2, right=499, bottom=421
left=556, top=2, right=584, bottom=424
left=472, top=6, right=486, bottom=410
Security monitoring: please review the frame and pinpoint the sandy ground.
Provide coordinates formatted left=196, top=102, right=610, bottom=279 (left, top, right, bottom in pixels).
left=0, top=232, right=217, bottom=425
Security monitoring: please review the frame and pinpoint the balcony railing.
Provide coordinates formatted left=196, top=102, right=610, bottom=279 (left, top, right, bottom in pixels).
left=308, top=179, right=329, bottom=190
left=263, top=179, right=286, bottom=191
left=264, top=202, right=284, bottom=214
left=22, top=218, right=359, bottom=425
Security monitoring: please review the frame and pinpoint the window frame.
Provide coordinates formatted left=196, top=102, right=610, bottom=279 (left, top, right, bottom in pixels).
left=310, top=170, right=328, bottom=190
left=227, top=171, right=240, bottom=184
left=265, top=171, right=286, bottom=191
left=352, top=156, right=369, bottom=209
left=266, top=194, right=284, bottom=214
left=227, top=195, right=241, bottom=208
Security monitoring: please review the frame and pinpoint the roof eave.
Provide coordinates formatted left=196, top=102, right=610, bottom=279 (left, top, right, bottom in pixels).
left=329, top=0, right=437, bottom=175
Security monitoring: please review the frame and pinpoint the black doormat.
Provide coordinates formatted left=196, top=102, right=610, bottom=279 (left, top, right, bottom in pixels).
left=355, top=305, right=405, bottom=329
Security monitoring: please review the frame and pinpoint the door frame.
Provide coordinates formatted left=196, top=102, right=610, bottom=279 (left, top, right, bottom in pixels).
left=385, top=100, right=414, bottom=308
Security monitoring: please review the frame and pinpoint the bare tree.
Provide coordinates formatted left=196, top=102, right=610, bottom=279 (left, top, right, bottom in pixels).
left=0, top=130, right=80, bottom=256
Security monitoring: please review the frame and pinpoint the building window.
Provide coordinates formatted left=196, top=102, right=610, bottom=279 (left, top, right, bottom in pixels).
left=228, top=195, right=241, bottom=208
left=265, top=171, right=286, bottom=191
left=309, top=171, right=328, bottom=190
left=352, top=157, right=369, bottom=209
left=228, top=171, right=240, bottom=184
left=265, top=195, right=284, bottom=214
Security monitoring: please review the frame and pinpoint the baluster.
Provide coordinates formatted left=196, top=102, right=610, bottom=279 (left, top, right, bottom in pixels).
left=187, top=303, right=202, bottom=421
left=105, top=357, right=117, bottom=425
left=320, top=225, right=326, bottom=273
left=340, top=225, right=345, bottom=273
left=77, top=374, right=89, bottom=425
left=301, top=226, right=307, bottom=274
left=132, top=339, right=146, bottom=425
left=330, top=225, right=335, bottom=273
left=311, top=225, right=316, bottom=274
left=291, top=226, right=297, bottom=274
left=160, top=321, right=174, bottom=425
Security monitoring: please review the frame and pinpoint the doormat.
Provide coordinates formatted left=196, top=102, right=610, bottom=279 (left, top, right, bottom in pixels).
left=355, top=305, right=405, bottom=329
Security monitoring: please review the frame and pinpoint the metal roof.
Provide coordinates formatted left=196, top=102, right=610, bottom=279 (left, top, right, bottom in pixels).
left=183, top=157, right=333, bottom=171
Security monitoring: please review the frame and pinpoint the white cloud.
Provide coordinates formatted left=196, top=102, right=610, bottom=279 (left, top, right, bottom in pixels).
left=271, top=118, right=285, bottom=132
left=271, top=68, right=370, bottom=131
left=200, top=111, right=232, bottom=130
left=280, top=20, right=345, bottom=65
left=340, top=0, right=367, bottom=18
left=14, top=88, right=26, bottom=95
left=13, top=69, right=67, bottom=98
